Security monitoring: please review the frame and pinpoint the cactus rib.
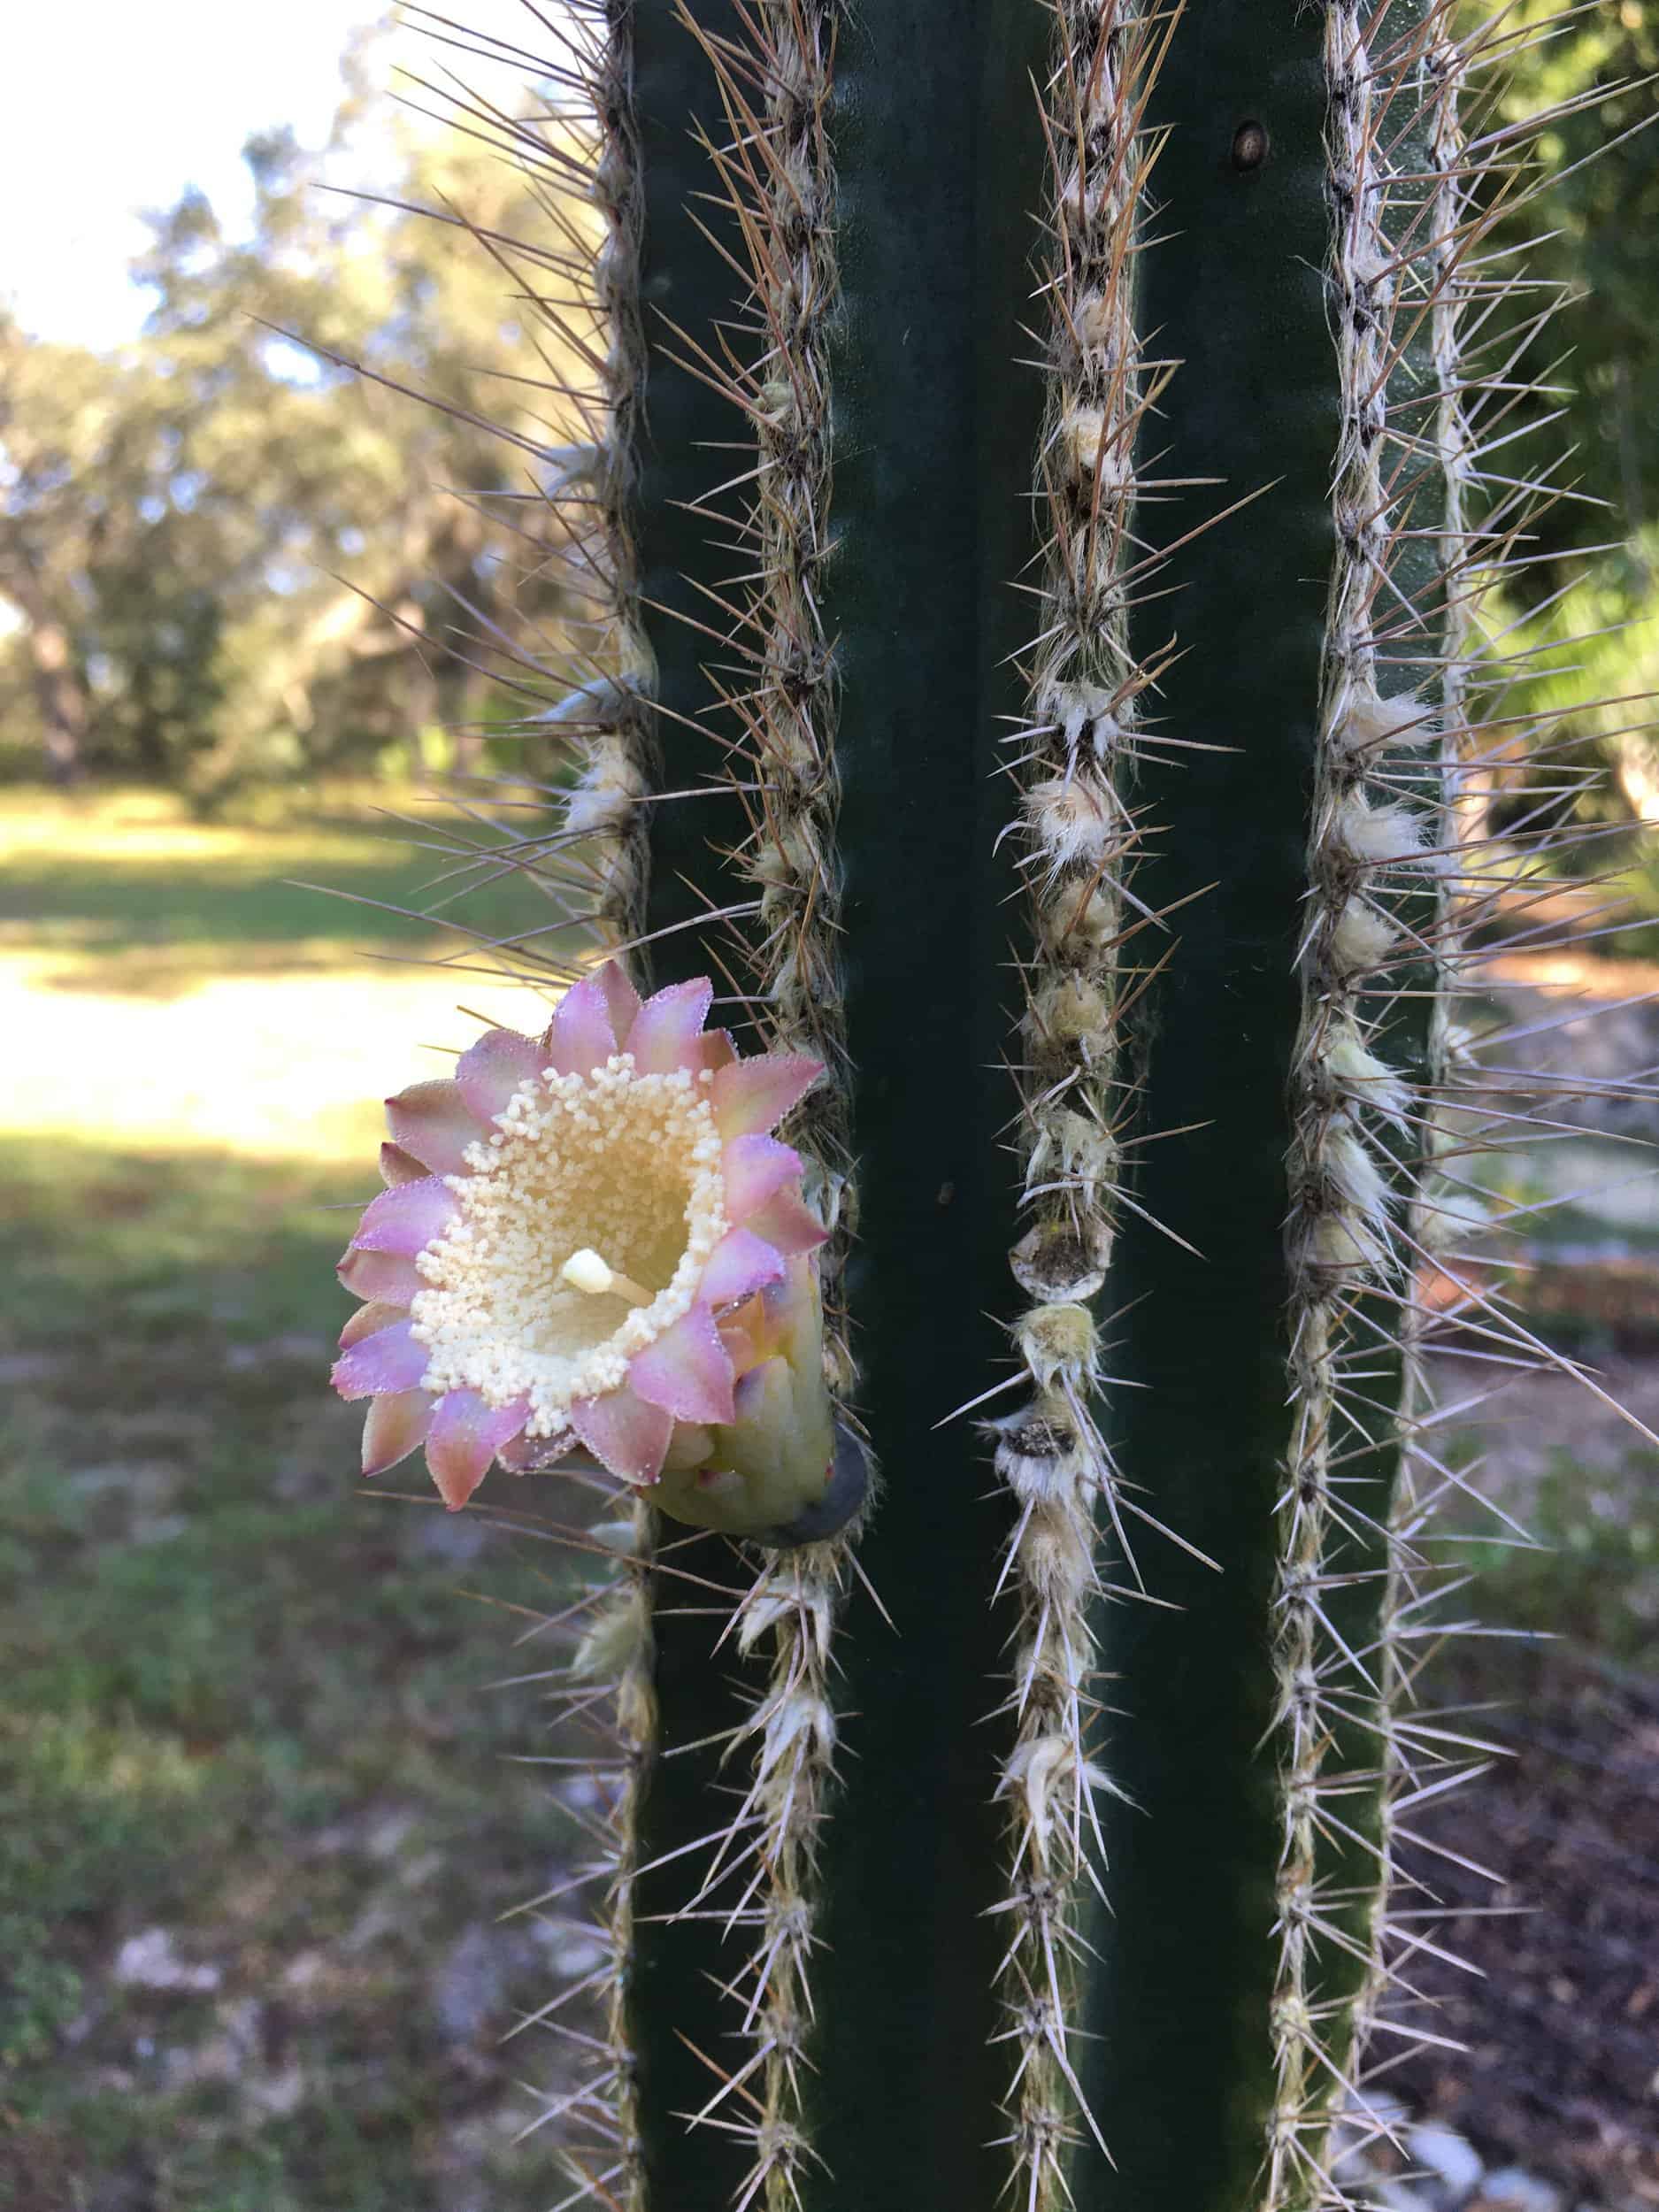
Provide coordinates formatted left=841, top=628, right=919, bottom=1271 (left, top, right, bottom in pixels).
left=992, top=3, right=1172, bottom=2197
left=326, top=7, right=1659, bottom=2208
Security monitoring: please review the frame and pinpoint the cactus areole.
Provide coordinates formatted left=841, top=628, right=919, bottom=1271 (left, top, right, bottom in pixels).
left=325, top=0, right=1617, bottom=2207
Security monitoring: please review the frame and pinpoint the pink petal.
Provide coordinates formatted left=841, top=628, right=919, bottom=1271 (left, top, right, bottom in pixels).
left=332, top=1318, right=428, bottom=1401
left=745, top=1187, right=828, bottom=1256
left=361, top=1389, right=434, bottom=1477
left=628, top=1305, right=737, bottom=1425
left=546, top=971, right=621, bottom=1076
left=380, top=1142, right=429, bottom=1187
left=722, top=1133, right=805, bottom=1226
left=624, top=979, right=714, bottom=1074
left=496, top=1425, right=577, bottom=1474
left=385, top=1079, right=487, bottom=1175
left=710, top=1053, right=823, bottom=1138
left=425, top=1388, right=532, bottom=1511
left=569, top=1386, right=675, bottom=1485
left=351, top=1177, right=457, bottom=1256
left=456, top=1027, right=544, bottom=1123
left=701, top=1226, right=787, bottom=1310
left=337, top=1245, right=423, bottom=1305
left=595, top=960, right=642, bottom=1045
left=339, top=1299, right=408, bottom=1349
left=700, top=1029, right=738, bottom=1072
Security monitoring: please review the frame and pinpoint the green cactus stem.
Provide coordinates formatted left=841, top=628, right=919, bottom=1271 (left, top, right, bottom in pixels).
left=798, top=0, right=1056, bottom=2201
left=1074, top=9, right=1339, bottom=2200
left=323, top=1, right=1651, bottom=2206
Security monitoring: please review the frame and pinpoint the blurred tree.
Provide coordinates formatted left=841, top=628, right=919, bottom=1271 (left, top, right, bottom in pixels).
left=1474, top=0, right=1659, bottom=590
left=0, top=27, right=587, bottom=800
left=0, top=324, right=140, bottom=784
left=1440, top=2, right=1659, bottom=853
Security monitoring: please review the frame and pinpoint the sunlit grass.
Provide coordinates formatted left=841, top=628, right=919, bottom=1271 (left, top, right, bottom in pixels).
left=0, top=787, right=580, bottom=2208
left=0, top=781, right=570, bottom=1157
left=0, top=949, right=547, bottom=1157
left=0, top=780, right=571, bottom=999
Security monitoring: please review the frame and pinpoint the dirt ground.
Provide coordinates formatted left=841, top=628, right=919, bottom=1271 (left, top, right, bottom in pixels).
left=1379, top=1342, right=1659, bottom=2205
left=1386, top=1643, right=1659, bottom=2204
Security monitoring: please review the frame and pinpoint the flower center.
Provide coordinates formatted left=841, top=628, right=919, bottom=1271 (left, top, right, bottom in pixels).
left=559, top=1248, right=656, bottom=1308
left=409, top=1057, right=726, bottom=1432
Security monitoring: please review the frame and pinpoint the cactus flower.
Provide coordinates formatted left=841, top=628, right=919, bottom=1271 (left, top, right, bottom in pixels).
left=331, top=962, right=857, bottom=1537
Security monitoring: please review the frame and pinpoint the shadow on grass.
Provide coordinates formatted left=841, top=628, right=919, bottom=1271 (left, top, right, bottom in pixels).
left=0, top=1135, right=589, bottom=2210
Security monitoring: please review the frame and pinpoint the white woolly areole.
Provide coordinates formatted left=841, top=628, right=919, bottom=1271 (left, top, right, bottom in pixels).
left=1039, top=678, right=1122, bottom=764
left=1059, top=406, right=1131, bottom=490
left=1025, top=774, right=1125, bottom=869
left=409, top=1056, right=726, bottom=1433
left=1333, top=793, right=1428, bottom=868
left=1332, top=682, right=1438, bottom=757
left=566, top=734, right=648, bottom=836
left=1332, top=898, right=1398, bottom=973
left=1320, top=1025, right=1410, bottom=1125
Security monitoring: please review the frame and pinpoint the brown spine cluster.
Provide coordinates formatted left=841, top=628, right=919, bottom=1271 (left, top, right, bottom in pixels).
left=560, top=0, right=653, bottom=956
left=657, top=9, right=854, bottom=2205
left=992, top=4, right=1170, bottom=2197
left=1273, top=4, right=1454, bottom=2199
left=521, top=9, right=656, bottom=2202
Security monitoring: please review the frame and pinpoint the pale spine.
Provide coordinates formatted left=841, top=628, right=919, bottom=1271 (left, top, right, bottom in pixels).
left=668, top=9, right=855, bottom=2204
left=1271, top=4, right=1434, bottom=2197
left=995, top=4, right=1157, bottom=2197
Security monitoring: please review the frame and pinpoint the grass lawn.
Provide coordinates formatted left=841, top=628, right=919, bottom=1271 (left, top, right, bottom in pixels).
left=6, top=785, right=1656, bottom=2208
left=0, top=782, right=574, bottom=994
left=0, top=787, right=602, bottom=2211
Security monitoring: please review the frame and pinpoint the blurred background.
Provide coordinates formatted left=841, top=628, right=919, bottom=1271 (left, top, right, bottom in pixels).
left=0, top=3, right=1655, bottom=2208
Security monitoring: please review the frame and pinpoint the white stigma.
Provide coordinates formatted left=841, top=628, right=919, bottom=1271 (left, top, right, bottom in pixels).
left=408, top=1055, right=727, bottom=1434
left=560, top=1247, right=655, bottom=1308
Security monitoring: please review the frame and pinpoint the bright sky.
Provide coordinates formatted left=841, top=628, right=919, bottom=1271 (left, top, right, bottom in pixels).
left=1, top=0, right=542, bottom=352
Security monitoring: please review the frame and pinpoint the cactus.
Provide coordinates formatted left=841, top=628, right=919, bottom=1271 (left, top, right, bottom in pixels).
left=326, top=3, right=1650, bottom=2208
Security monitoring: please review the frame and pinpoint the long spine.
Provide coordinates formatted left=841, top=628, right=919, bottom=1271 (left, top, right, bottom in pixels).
left=1271, top=7, right=1400, bottom=2189
left=1275, top=4, right=1452, bottom=2197
left=723, top=12, right=851, bottom=2206
left=358, top=6, right=1649, bottom=2208
left=995, top=4, right=1163, bottom=2198
left=1343, top=14, right=1477, bottom=2161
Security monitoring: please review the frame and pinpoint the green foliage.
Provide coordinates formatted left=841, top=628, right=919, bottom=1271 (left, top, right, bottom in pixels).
left=0, top=42, right=591, bottom=799
left=1464, top=1449, right=1659, bottom=1661
left=1453, top=4, right=1659, bottom=877
left=0, top=1919, right=85, bottom=2068
left=1481, top=532, right=1659, bottom=925
left=1476, top=0, right=1659, bottom=589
